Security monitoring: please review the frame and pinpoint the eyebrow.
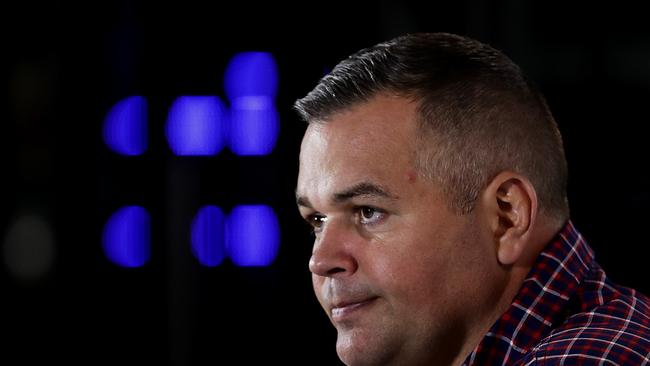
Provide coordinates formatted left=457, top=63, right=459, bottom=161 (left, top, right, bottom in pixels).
left=332, top=182, right=399, bottom=203
left=296, top=181, right=399, bottom=209
left=296, top=195, right=312, bottom=209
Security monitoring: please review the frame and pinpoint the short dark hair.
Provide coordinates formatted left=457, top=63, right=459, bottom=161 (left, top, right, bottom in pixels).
left=294, top=32, right=569, bottom=219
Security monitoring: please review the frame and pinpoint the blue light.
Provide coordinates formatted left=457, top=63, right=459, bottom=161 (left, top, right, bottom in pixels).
left=165, top=96, right=227, bottom=156
left=103, top=96, right=147, bottom=155
left=226, top=205, right=280, bottom=267
left=229, top=96, right=279, bottom=155
left=102, top=206, right=150, bottom=268
left=224, top=52, right=278, bottom=100
left=224, top=52, right=280, bottom=156
left=191, top=205, right=226, bottom=267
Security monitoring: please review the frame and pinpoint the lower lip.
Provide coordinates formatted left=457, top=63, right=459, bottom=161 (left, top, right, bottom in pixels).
left=331, top=298, right=377, bottom=321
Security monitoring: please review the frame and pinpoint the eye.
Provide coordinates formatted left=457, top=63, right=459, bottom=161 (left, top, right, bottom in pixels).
left=306, top=213, right=327, bottom=234
left=357, top=206, right=386, bottom=225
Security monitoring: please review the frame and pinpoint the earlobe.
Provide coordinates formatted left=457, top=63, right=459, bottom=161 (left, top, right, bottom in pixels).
left=484, top=172, right=537, bottom=266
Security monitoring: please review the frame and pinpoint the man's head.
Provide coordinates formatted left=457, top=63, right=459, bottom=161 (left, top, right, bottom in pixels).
left=295, top=32, right=568, bottom=219
left=294, top=33, right=569, bottom=365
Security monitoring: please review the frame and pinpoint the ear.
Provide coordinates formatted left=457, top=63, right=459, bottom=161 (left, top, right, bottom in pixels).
left=481, top=171, right=538, bottom=266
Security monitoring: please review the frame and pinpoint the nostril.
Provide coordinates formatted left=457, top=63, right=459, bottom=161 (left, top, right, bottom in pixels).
left=327, top=267, right=345, bottom=276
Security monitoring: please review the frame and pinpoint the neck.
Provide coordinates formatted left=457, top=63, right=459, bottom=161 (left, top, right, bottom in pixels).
left=447, top=270, right=527, bottom=366
left=448, top=217, right=564, bottom=365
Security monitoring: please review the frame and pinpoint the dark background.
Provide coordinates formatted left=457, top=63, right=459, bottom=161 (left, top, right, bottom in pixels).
left=3, top=1, right=650, bottom=365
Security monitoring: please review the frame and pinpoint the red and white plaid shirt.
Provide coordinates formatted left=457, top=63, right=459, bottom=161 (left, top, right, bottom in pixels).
left=463, top=220, right=650, bottom=365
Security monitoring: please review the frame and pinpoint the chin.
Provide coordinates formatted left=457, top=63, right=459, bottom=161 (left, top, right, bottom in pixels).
left=336, top=329, right=392, bottom=366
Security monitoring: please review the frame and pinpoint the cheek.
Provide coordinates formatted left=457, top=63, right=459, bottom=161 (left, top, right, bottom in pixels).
left=371, top=224, right=471, bottom=304
left=392, top=253, right=449, bottom=301
left=369, top=234, right=449, bottom=298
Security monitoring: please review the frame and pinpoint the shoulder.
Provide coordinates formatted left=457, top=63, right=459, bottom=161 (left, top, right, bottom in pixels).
left=526, top=288, right=650, bottom=365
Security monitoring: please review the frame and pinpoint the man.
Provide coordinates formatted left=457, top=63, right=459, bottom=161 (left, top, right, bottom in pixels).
left=293, top=33, right=650, bottom=365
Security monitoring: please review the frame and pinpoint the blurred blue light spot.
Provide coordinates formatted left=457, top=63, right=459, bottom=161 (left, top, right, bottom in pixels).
left=165, top=96, right=227, bottom=156
left=227, top=205, right=280, bottom=267
left=102, top=206, right=150, bottom=268
left=224, top=52, right=278, bottom=100
left=224, top=52, right=280, bottom=156
left=103, top=96, right=147, bottom=155
left=229, top=96, right=279, bottom=155
left=191, top=205, right=226, bottom=267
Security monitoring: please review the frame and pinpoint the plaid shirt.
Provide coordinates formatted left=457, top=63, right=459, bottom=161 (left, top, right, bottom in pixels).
left=463, top=221, right=650, bottom=365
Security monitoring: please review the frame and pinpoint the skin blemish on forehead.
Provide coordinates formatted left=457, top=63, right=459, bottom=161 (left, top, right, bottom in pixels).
left=407, top=170, right=418, bottom=184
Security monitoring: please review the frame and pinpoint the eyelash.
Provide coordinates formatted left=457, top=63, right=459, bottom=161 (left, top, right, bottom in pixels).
left=304, top=206, right=387, bottom=235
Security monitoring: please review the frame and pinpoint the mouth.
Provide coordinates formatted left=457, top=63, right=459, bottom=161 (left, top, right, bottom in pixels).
left=331, top=297, right=379, bottom=321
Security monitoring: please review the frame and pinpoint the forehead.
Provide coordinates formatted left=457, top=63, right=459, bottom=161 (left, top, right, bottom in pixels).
left=297, top=94, right=419, bottom=200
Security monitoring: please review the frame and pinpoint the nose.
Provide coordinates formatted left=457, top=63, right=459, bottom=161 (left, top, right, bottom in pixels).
left=308, top=221, right=358, bottom=277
